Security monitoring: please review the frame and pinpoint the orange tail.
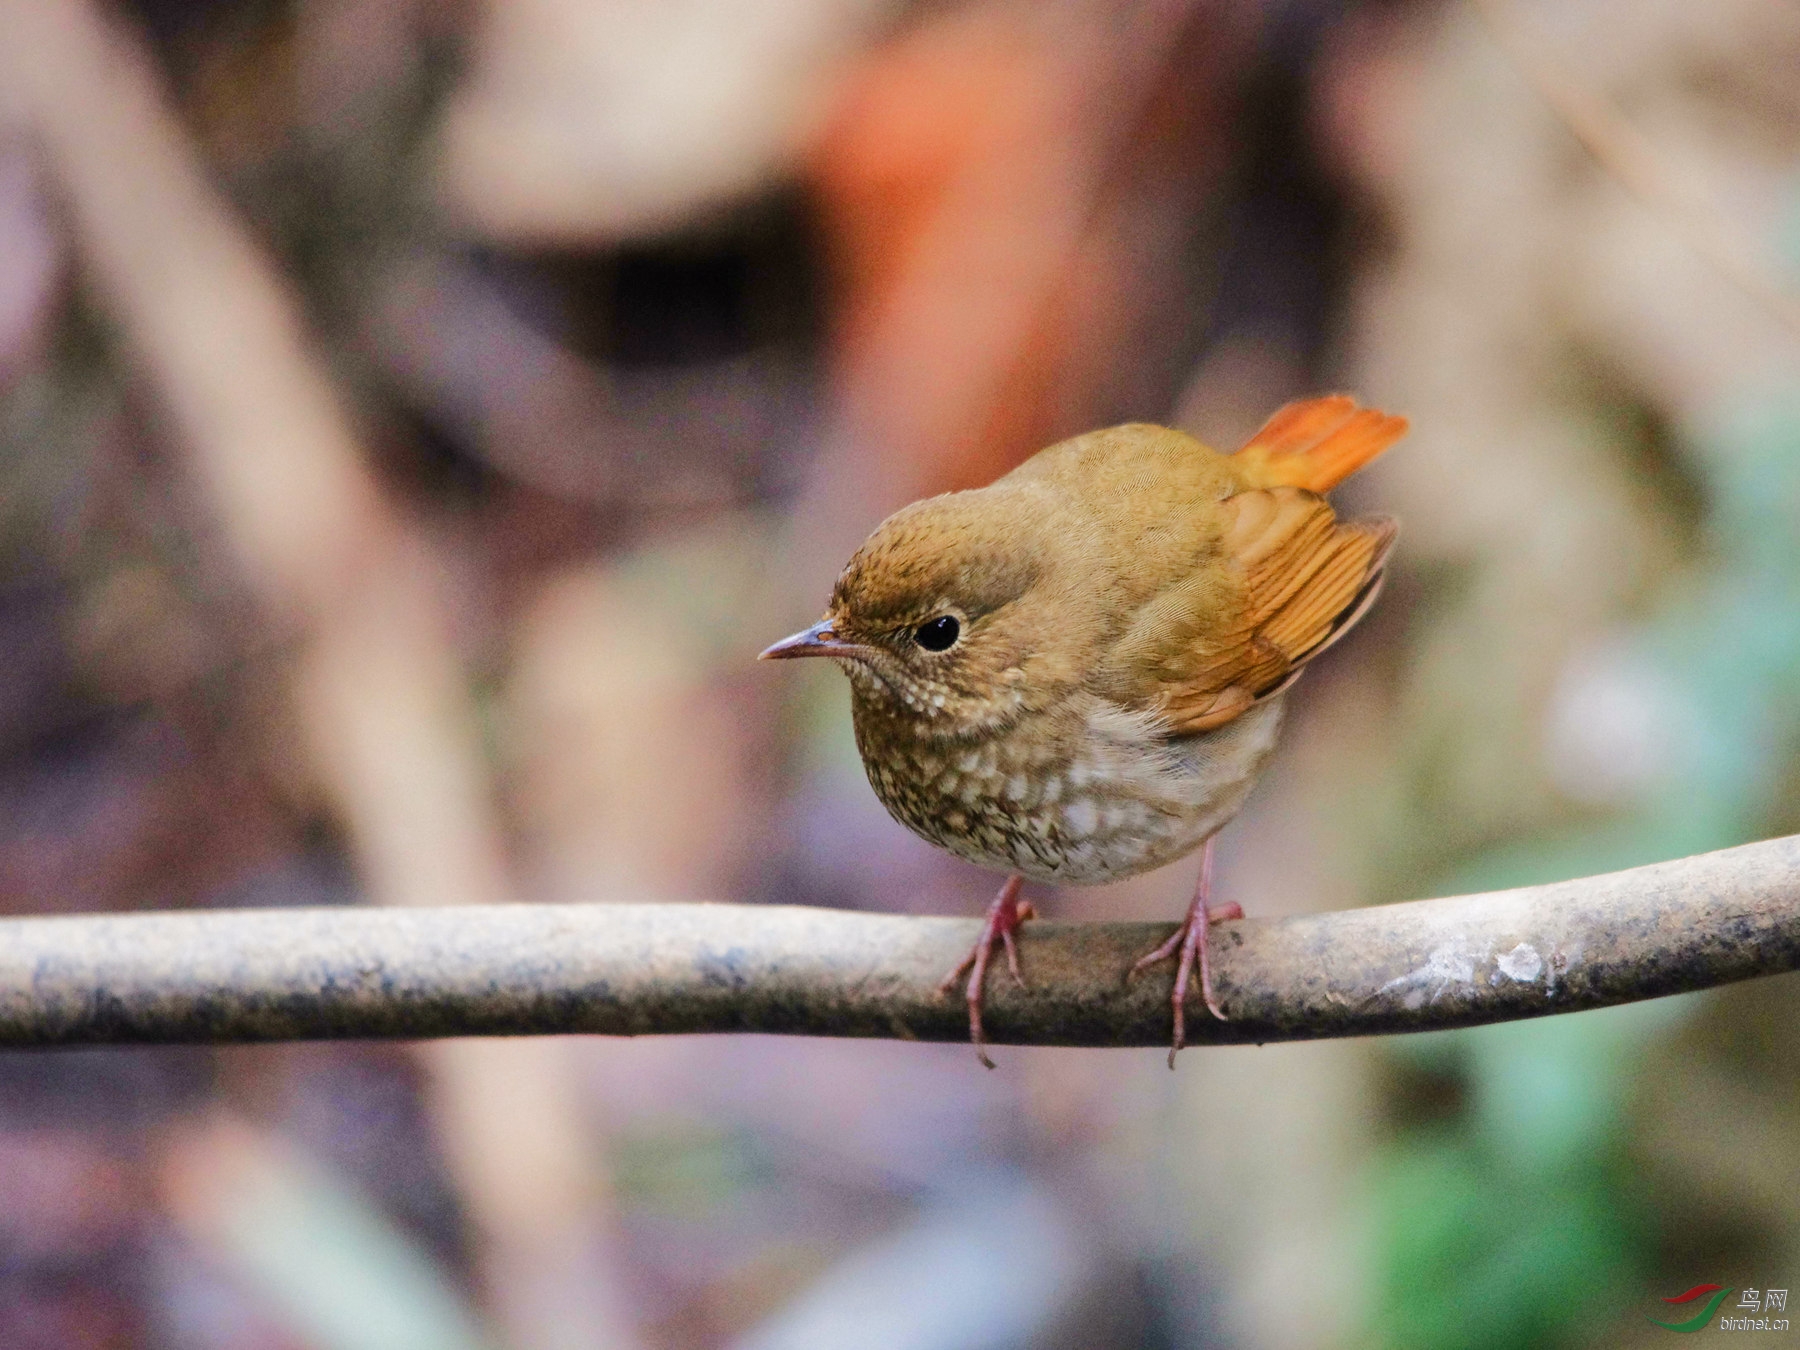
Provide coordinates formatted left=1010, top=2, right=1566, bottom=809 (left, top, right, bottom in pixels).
left=1231, top=395, right=1408, bottom=493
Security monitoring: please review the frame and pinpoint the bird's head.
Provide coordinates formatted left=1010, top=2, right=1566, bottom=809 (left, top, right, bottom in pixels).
left=760, top=488, right=1079, bottom=740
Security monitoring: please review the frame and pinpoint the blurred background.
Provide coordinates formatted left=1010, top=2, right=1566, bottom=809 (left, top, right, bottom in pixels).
left=0, top=0, right=1798, bottom=1345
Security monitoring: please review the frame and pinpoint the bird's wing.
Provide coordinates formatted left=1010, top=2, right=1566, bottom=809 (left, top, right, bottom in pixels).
left=1108, top=487, right=1397, bottom=735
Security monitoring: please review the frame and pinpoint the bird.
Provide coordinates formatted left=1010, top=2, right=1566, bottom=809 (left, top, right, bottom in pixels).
left=762, top=395, right=1406, bottom=1065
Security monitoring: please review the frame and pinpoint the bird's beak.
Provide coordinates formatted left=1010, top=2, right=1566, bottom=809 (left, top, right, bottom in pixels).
left=758, top=620, right=869, bottom=661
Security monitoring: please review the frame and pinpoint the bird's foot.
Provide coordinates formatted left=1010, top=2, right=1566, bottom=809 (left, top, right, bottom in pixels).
left=937, top=875, right=1036, bottom=1069
left=1126, top=838, right=1238, bottom=1067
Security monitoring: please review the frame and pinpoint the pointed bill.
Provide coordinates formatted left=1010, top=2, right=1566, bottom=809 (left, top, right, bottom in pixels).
left=758, top=620, right=874, bottom=661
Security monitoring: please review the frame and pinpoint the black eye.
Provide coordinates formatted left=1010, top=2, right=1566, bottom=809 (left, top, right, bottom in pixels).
left=913, top=615, right=960, bottom=652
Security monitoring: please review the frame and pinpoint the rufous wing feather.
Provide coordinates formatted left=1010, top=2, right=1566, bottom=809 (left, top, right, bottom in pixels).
left=1154, top=488, right=1398, bottom=734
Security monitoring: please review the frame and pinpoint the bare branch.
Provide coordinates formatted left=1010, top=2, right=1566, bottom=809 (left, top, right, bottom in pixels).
left=3, top=837, right=1797, bottom=1048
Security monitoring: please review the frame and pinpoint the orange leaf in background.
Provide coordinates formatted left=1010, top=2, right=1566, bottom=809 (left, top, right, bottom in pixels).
left=810, top=10, right=1055, bottom=370
left=807, top=7, right=1107, bottom=499
left=806, top=2, right=1236, bottom=502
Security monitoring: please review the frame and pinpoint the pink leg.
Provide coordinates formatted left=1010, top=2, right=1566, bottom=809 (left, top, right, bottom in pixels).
left=937, top=875, right=1037, bottom=1069
left=1128, top=838, right=1239, bottom=1067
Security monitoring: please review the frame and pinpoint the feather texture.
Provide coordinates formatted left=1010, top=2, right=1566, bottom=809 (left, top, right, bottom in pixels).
left=794, top=394, right=1406, bottom=878
left=1094, top=397, right=1403, bottom=734
left=1231, top=394, right=1409, bottom=494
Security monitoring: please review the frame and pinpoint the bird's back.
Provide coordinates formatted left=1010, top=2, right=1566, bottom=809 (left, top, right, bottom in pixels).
left=1000, top=398, right=1405, bottom=735
left=996, top=421, right=1239, bottom=590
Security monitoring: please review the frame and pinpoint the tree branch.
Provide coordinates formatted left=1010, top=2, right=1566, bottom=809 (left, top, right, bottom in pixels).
left=4, top=837, right=1798, bottom=1049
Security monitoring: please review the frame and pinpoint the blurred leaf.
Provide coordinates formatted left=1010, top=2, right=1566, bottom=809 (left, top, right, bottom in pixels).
left=612, top=1121, right=775, bottom=1220
left=1366, top=1130, right=1638, bottom=1350
left=172, top=1119, right=495, bottom=1350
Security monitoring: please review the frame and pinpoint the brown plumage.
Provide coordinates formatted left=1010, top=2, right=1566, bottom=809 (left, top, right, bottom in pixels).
left=763, top=395, right=1405, bottom=1064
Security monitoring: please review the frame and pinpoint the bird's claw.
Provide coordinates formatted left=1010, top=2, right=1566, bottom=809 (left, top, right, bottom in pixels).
left=1125, top=839, right=1237, bottom=1066
left=939, top=876, right=1034, bottom=1068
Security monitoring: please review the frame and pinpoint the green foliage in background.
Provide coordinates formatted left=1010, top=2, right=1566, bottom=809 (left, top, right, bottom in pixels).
left=1366, top=391, right=1800, bottom=1347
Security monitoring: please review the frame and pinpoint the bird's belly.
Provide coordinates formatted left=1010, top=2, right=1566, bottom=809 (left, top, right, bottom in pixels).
left=858, top=696, right=1285, bottom=886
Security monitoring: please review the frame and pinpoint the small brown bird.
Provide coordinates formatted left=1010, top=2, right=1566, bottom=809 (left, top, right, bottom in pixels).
left=763, top=395, right=1406, bottom=1065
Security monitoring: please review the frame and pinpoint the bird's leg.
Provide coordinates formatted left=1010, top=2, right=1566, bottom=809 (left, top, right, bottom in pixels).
left=937, top=874, right=1036, bottom=1069
left=1128, top=838, right=1240, bottom=1067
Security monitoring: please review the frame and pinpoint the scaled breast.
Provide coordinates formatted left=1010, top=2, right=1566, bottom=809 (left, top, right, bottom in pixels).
left=856, top=692, right=1286, bottom=886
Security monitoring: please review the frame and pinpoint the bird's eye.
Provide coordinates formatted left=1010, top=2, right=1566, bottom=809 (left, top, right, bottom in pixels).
left=913, top=615, right=961, bottom=652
